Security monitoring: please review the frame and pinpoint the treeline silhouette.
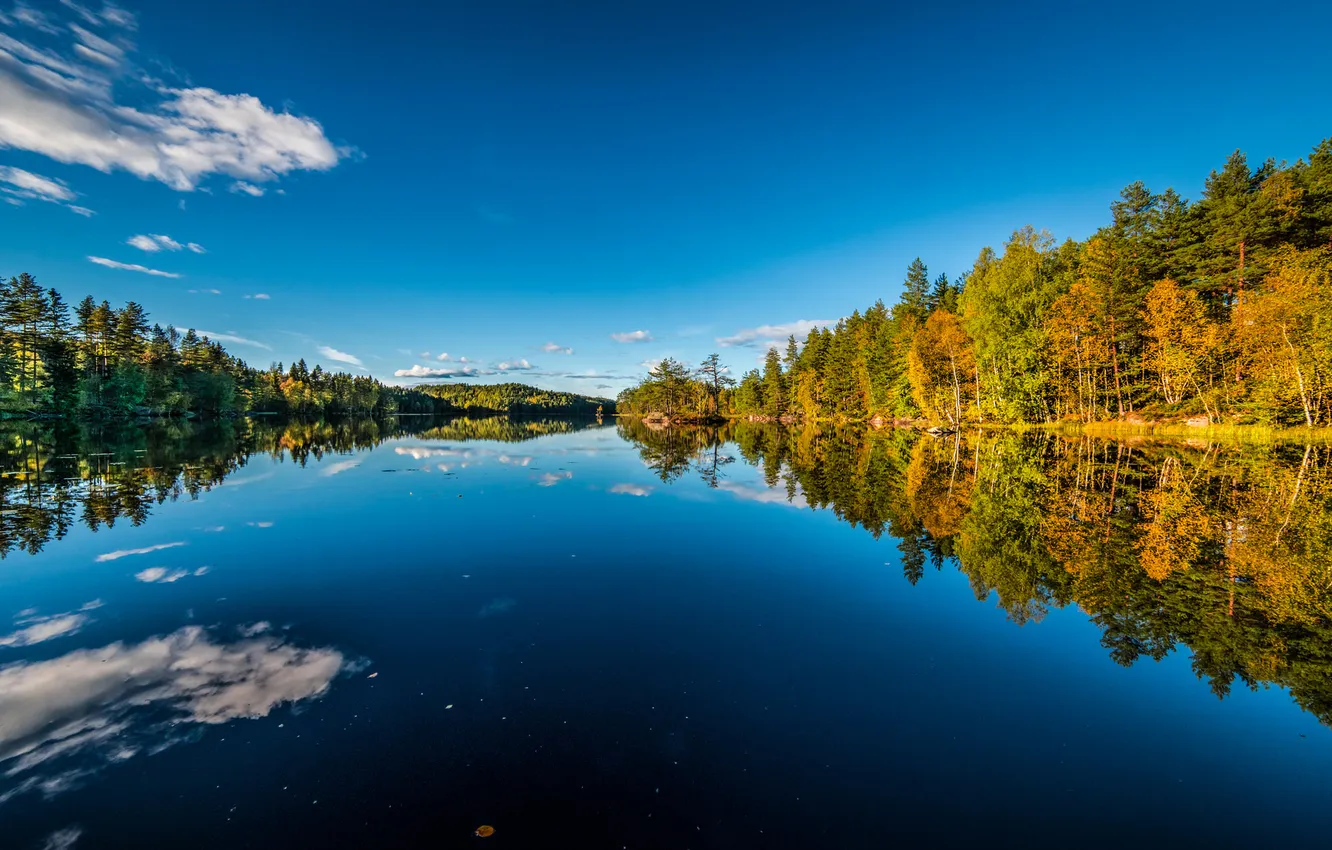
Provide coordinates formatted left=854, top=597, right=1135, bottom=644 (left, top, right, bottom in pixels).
left=0, top=275, right=613, bottom=419
left=619, top=420, right=1332, bottom=725
left=418, top=382, right=612, bottom=416
left=621, top=137, right=1332, bottom=428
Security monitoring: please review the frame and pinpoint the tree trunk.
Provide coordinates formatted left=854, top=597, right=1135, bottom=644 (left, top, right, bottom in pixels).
left=1281, top=324, right=1315, bottom=427
left=1108, top=315, right=1124, bottom=417
left=948, top=348, right=962, bottom=425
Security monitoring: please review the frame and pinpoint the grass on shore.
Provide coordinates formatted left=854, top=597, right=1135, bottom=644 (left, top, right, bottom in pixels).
left=1017, top=419, right=1332, bottom=444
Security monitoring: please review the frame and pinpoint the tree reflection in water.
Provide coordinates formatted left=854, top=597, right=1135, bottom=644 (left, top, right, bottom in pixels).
left=620, top=419, right=1332, bottom=726
left=0, top=416, right=605, bottom=559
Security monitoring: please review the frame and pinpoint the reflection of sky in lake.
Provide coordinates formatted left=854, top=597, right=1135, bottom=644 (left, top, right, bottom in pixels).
left=2, top=423, right=1331, bottom=848
left=0, top=624, right=347, bottom=806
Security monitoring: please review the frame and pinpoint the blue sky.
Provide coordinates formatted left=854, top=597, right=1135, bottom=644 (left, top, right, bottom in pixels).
left=2, top=0, right=1330, bottom=395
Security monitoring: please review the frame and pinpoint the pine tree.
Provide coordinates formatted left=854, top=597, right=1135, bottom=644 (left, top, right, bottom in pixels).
left=695, top=352, right=734, bottom=416
left=40, top=288, right=77, bottom=411
left=902, top=257, right=930, bottom=318
left=929, top=273, right=956, bottom=313
left=762, top=347, right=785, bottom=417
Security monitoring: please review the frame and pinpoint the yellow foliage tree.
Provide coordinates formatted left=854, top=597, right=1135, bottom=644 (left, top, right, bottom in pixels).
left=1046, top=281, right=1112, bottom=421
left=1231, top=248, right=1332, bottom=427
left=1136, top=456, right=1214, bottom=581
left=907, top=310, right=975, bottom=424
left=1141, top=279, right=1220, bottom=413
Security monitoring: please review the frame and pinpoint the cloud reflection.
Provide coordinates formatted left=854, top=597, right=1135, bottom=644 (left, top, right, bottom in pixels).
left=320, top=458, right=360, bottom=476
left=394, top=446, right=472, bottom=460
left=0, top=625, right=349, bottom=805
left=716, top=480, right=807, bottom=508
left=0, top=602, right=102, bottom=649
left=609, top=483, right=653, bottom=497
left=134, top=567, right=208, bottom=584
left=94, top=542, right=186, bottom=562
left=41, top=827, right=82, bottom=850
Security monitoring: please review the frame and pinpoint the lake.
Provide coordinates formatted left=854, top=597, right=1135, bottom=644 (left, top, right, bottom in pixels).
left=3, top=417, right=1332, bottom=848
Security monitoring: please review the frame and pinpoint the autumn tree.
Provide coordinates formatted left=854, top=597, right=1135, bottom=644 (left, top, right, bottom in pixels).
left=907, top=310, right=974, bottom=424
left=1141, top=279, right=1220, bottom=417
left=1232, top=248, right=1332, bottom=426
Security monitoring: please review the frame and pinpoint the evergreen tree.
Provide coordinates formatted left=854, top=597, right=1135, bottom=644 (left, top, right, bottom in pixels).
left=902, top=257, right=930, bottom=318
left=762, top=346, right=785, bottom=417
left=695, top=353, right=734, bottom=416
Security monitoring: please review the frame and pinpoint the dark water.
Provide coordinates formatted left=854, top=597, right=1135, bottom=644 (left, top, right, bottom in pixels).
left=3, top=417, right=1332, bottom=849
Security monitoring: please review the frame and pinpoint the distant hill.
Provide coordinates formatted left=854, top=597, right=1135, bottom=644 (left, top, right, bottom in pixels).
left=416, top=382, right=614, bottom=416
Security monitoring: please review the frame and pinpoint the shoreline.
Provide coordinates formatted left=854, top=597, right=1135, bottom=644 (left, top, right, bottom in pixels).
left=616, top=413, right=1332, bottom=443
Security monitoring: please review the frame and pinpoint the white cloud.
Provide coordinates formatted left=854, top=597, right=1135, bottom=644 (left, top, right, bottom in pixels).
left=95, top=541, right=186, bottom=562
left=394, top=363, right=482, bottom=379
left=316, top=345, right=362, bottom=367
left=134, top=566, right=208, bottom=584
left=609, top=483, right=652, bottom=497
left=716, top=319, right=836, bottom=348
left=126, top=233, right=198, bottom=253
left=69, top=23, right=123, bottom=63
left=186, top=288, right=220, bottom=295
left=229, top=181, right=264, bottom=197
left=0, top=8, right=349, bottom=195
left=243, top=293, right=270, bottom=300
left=496, top=358, right=533, bottom=371
left=0, top=625, right=346, bottom=804
left=86, top=256, right=179, bottom=278
left=537, top=471, right=573, bottom=487
left=195, top=330, right=271, bottom=350
left=0, top=164, right=91, bottom=214
left=611, top=329, right=653, bottom=343
left=11, top=4, right=59, bottom=34
left=541, top=342, right=573, bottom=355
left=0, top=164, right=73, bottom=200
left=58, top=1, right=134, bottom=30
left=246, top=521, right=274, bottom=528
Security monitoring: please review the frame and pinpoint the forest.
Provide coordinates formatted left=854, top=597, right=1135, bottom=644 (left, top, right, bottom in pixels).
left=618, top=419, right=1332, bottom=726
left=0, top=276, right=611, bottom=419
left=619, top=137, right=1332, bottom=428
left=418, top=382, right=612, bottom=416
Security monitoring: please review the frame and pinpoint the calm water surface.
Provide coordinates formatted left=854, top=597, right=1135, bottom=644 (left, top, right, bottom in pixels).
left=3, top=417, right=1332, bottom=848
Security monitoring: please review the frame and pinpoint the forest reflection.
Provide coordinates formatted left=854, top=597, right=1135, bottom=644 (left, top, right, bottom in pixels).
left=0, top=416, right=606, bottom=559
left=10, top=414, right=1332, bottom=730
left=617, top=418, right=1332, bottom=726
